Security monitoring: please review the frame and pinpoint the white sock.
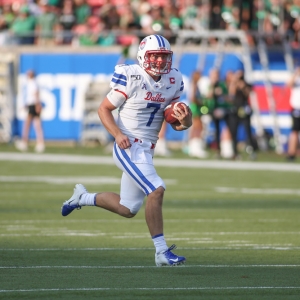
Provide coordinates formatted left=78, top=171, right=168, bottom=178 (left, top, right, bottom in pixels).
left=152, top=234, right=168, bottom=254
left=79, top=193, right=97, bottom=206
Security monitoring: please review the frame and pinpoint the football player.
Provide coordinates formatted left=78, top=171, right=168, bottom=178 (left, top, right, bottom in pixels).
left=62, top=35, right=192, bottom=266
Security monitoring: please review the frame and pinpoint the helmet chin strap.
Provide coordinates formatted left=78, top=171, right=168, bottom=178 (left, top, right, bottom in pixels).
left=149, top=62, right=168, bottom=76
left=146, top=69, right=159, bottom=76
left=150, top=66, right=163, bottom=76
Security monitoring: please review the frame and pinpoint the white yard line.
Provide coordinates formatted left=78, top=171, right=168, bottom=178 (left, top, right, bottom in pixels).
left=1, top=152, right=300, bottom=172
left=0, top=286, right=299, bottom=293
left=1, top=246, right=300, bottom=251
left=0, top=219, right=291, bottom=224
left=2, top=176, right=298, bottom=194
left=0, top=176, right=176, bottom=185
left=1, top=231, right=299, bottom=237
left=216, top=187, right=300, bottom=195
left=0, top=176, right=120, bottom=184
left=1, top=264, right=300, bottom=269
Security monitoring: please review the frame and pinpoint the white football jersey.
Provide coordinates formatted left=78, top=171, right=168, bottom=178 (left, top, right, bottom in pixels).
left=107, top=64, right=184, bottom=143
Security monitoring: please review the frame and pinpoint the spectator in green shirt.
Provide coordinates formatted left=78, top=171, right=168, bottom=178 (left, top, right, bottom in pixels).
left=288, top=0, right=300, bottom=47
left=206, top=68, right=233, bottom=158
left=35, top=0, right=59, bottom=45
left=10, top=5, right=36, bottom=45
left=0, top=4, right=15, bottom=30
left=221, top=0, right=240, bottom=30
left=74, top=0, right=91, bottom=25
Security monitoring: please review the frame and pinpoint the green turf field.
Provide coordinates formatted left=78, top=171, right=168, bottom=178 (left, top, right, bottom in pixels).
left=0, top=145, right=300, bottom=299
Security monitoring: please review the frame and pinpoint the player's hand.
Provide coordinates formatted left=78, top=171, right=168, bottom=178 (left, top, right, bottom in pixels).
left=173, top=104, right=192, bottom=128
left=115, top=133, right=131, bottom=149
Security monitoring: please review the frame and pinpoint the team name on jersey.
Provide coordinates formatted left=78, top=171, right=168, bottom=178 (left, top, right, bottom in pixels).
left=144, top=92, right=165, bottom=102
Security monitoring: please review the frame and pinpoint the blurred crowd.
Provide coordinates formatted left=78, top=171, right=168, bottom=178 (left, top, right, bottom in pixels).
left=0, top=0, right=300, bottom=47
left=182, top=68, right=259, bottom=160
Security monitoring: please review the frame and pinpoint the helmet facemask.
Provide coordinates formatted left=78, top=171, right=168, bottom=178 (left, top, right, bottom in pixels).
left=143, top=51, right=172, bottom=76
left=137, top=35, right=173, bottom=76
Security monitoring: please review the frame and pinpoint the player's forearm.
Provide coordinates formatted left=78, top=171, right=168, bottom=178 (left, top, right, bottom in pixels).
left=98, top=106, right=121, bottom=139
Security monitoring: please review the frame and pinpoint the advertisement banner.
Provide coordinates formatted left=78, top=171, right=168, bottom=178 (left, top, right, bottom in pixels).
left=17, top=52, right=290, bottom=142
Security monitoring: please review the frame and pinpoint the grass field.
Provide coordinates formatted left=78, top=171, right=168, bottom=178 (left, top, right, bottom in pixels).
left=0, top=144, right=300, bottom=299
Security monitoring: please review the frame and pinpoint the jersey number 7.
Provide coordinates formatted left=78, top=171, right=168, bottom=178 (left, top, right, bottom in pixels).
left=146, top=103, right=161, bottom=126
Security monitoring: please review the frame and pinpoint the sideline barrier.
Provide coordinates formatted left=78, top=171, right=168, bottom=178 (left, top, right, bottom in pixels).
left=16, top=52, right=292, bottom=143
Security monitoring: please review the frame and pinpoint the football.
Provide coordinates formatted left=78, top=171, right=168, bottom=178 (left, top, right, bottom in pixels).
left=163, top=102, right=187, bottom=125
